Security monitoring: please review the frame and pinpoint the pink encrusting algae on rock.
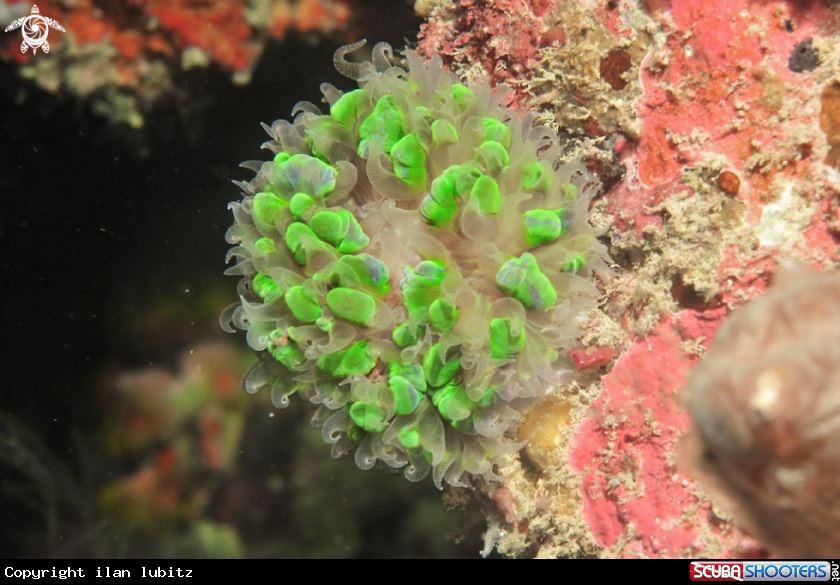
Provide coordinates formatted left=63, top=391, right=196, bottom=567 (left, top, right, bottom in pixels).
left=584, top=0, right=840, bottom=557
left=416, top=0, right=550, bottom=107
left=567, top=309, right=745, bottom=557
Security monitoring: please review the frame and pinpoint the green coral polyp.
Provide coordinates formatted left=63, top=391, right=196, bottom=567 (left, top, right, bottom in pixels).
left=398, top=426, right=422, bottom=450
left=449, top=84, right=475, bottom=110
left=285, top=285, right=321, bottom=323
left=223, top=41, right=608, bottom=488
left=289, top=193, right=315, bottom=221
left=483, top=117, right=511, bottom=148
left=470, top=175, right=501, bottom=215
left=252, top=192, right=286, bottom=228
left=268, top=330, right=306, bottom=370
left=489, top=317, right=526, bottom=360
left=423, top=343, right=462, bottom=389
left=392, top=323, right=422, bottom=348
left=496, top=253, right=558, bottom=311
left=420, top=164, right=483, bottom=227
left=326, top=287, right=376, bottom=326
left=428, top=298, right=458, bottom=332
left=523, top=208, right=571, bottom=246
left=388, top=362, right=425, bottom=416
left=330, top=89, right=365, bottom=126
left=273, top=153, right=336, bottom=198
left=563, top=255, right=586, bottom=273
left=253, top=273, right=281, bottom=300
left=317, top=341, right=376, bottom=378
left=308, top=209, right=370, bottom=253
left=431, top=119, right=459, bottom=146
left=431, top=381, right=496, bottom=432
left=390, top=132, right=427, bottom=188
left=401, top=259, right=446, bottom=321
left=349, top=401, right=389, bottom=434
left=358, top=94, right=404, bottom=158
left=322, top=253, right=390, bottom=296
left=522, top=161, right=554, bottom=193
left=474, top=140, right=509, bottom=174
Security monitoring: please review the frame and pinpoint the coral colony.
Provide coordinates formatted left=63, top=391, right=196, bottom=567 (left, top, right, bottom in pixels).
left=223, top=41, right=608, bottom=488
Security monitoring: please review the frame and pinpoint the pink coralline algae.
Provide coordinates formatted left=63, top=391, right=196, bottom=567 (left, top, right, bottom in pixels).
left=567, top=346, right=618, bottom=370
left=611, top=0, right=840, bottom=261
left=568, top=309, right=739, bottom=558
left=572, top=0, right=840, bottom=557
left=416, top=0, right=552, bottom=105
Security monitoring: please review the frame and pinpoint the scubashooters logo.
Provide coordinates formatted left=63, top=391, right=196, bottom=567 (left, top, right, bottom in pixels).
left=691, top=561, right=833, bottom=582
left=4, top=4, right=64, bottom=55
